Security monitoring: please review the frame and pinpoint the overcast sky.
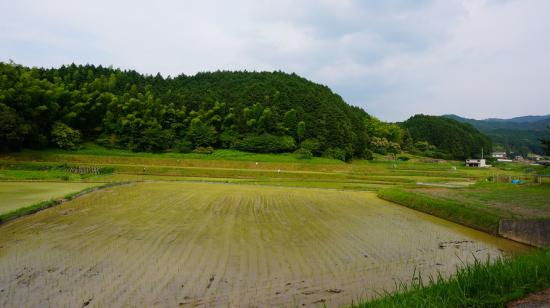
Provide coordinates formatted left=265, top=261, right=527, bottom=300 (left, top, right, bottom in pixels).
left=1, top=0, right=549, bottom=121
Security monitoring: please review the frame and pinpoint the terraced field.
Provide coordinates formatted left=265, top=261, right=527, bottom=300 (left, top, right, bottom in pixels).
left=0, top=182, right=96, bottom=215
left=0, top=182, right=528, bottom=307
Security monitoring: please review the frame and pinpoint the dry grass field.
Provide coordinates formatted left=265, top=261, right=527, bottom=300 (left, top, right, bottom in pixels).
left=0, top=182, right=528, bottom=307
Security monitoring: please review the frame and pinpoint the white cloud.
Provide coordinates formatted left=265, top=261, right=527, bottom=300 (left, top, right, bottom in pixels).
left=1, top=0, right=549, bottom=121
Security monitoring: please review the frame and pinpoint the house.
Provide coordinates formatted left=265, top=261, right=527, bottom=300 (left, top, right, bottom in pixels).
left=465, top=159, right=490, bottom=168
left=491, top=152, right=507, bottom=159
left=497, top=158, right=513, bottom=162
left=528, top=154, right=543, bottom=161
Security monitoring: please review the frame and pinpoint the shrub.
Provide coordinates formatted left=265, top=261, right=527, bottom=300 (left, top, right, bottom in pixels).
left=0, top=103, right=29, bottom=152
left=174, top=139, right=193, bottom=153
left=294, top=147, right=313, bottom=159
left=300, top=138, right=322, bottom=156
left=218, top=130, right=239, bottom=148
left=234, top=134, right=296, bottom=153
left=363, top=149, right=374, bottom=160
left=192, top=146, right=214, bottom=154
left=134, top=128, right=175, bottom=152
left=50, top=122, right=81, bottom=150
left=322, top=147, right=346, bottom=161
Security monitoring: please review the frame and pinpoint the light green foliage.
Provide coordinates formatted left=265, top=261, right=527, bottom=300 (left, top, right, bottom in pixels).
left=51, top=122, right=81, bottom=150
left=187, top=117, right=216, bottom=147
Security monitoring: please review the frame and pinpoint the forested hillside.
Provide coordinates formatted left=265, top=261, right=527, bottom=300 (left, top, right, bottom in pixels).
left=0, top=62, right=409, bottom=160
left=0, top=62, right=496, bottom=161
left=445, top=114, right=550, bottom=154
left=402, top=115, right=492, bottom=159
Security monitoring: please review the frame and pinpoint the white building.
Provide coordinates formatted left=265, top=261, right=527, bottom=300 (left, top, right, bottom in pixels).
left=491, top=152, right=507, bottom=159
left=465, top=159, right=489, bottom=168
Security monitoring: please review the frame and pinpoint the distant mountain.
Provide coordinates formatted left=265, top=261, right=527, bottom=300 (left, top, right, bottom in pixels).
left=488, top=115, right=550, bottom=123
left=443, top=114, right=550, bottom=154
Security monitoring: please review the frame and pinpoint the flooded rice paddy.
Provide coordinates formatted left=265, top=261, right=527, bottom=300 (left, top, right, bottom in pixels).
left=0, top=182, right=528, bottom=307
left=0, top=182, right=96, bottom=215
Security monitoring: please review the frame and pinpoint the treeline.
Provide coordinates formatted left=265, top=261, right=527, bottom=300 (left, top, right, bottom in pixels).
left=402, top=115, right=492, bottom=160
left=0, top=62, right=489, bottom=160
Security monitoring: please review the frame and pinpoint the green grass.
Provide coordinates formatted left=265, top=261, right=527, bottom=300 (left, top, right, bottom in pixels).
left=15, top=143, right=344, bottom=164
left=377, top=187, right=508, bottom=234
left=0, top=182, right=98, bottom=215
left=354, top=248, right=550, bottom=308
left=457, top=182, right=550, bottom=218
left=0, top=182, right=127, bottom=224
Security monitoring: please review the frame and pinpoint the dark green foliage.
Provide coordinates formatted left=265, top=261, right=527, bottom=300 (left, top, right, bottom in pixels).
left=234, top=134, right=296, bottom=153
left=0, top=62, right=405, bottom=157
left=134, top=127, right=174, bottom=152
left=322, top=147, right=347, bottom=161
left=541, top=127, right=550, bottom=155
left=297, top=121, right=306, bottom=142
left=402, top=115, right=492, bottom=160
left=446, top=114, right=550, bottom=155
left=187, top=118, right=216, bottom=148
left=174, top=139, right=193, bottom=153
left=0, top=103, right=29, bottom=151
left=294, top=147, right=313, bottom=159
left=50, top=122, right=81, bottom=150
left=300, top=138, right=322, bottom=156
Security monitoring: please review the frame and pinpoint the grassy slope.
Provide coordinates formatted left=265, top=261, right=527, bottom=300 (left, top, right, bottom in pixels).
left=0, top=182, right=96, bottom=214
left=378, top=182, right=550, bottom=233
left=377, top=187, right=509, bottom=234
left=355, top=248, right=550, bottom=308
left=0, top=182, right=126, bottom=224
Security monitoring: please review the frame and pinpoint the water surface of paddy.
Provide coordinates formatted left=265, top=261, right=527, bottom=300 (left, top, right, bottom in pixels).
left=0, top=182, right=528, bottom=307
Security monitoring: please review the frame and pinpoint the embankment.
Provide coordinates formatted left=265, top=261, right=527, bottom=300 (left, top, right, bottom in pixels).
left=377, top=187, right=550, bottom=247
left=377, top=187, right=499, bottom=234
left=0, top=182, right=130, bottom=224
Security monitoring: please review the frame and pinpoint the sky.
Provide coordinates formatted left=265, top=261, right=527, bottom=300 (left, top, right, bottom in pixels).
left=1, top=0, right=549, bottom=121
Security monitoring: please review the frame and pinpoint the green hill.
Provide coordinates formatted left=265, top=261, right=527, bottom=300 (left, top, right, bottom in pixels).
left=0, top=62, right=377, bottom=160
left=402, top=115, right=492, bottom=160
left=444, top=114, right=550, bottom=154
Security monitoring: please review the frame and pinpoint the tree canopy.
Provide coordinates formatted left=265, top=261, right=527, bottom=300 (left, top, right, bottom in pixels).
left=401, top=115, right=492, bottom=159
left=0, top=62, right=493, bottom=161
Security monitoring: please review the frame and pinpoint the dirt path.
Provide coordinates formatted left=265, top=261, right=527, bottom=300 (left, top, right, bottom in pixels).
left=507, top=288, right=550, bottom=308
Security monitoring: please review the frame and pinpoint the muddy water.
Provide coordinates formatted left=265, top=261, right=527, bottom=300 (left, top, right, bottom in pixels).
left=0, top=182, right=529, bottom=307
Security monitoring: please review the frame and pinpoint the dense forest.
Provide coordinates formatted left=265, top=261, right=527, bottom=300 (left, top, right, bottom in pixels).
left=402, top=115, right=492, bottom=160
left=0, top=62, right=491, bottom=161
left=445, top=114, right=550, bottom=155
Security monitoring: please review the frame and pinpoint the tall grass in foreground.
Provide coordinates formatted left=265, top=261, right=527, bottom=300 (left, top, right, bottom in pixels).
left=355, top=248, right=550, bottom=307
